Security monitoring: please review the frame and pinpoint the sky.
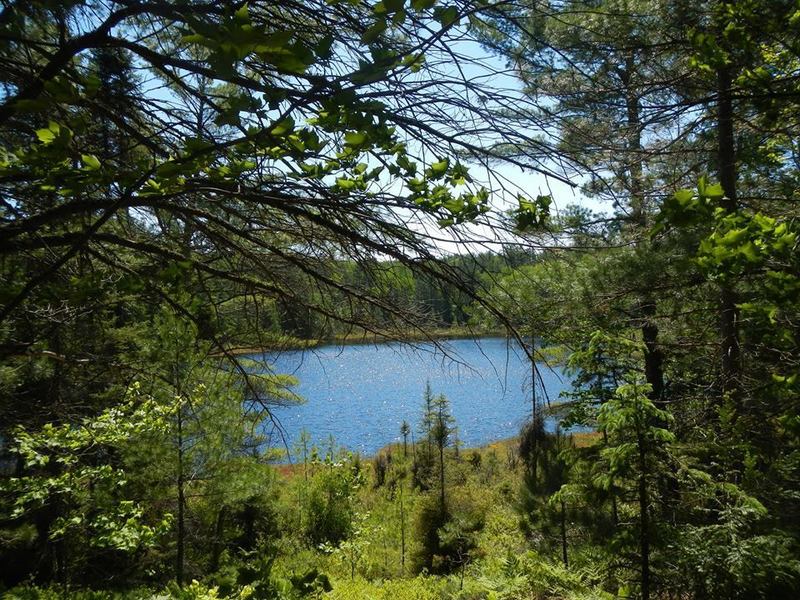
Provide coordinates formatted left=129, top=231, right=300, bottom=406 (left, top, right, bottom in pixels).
left=397, top=33, right=609, bottom=256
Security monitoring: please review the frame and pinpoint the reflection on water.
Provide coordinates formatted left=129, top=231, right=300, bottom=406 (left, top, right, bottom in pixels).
left=255, top=337, right=572, bottom=458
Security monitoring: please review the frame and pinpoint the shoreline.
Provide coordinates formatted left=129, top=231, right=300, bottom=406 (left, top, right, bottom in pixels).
left=223, top=327, right=510, bottom=355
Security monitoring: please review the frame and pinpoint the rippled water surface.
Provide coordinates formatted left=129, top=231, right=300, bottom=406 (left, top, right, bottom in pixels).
left=258, top=337, right=572, bottom=458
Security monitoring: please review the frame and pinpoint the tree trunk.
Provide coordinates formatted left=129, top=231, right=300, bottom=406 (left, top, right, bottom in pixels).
left=399, top=484, right=406, bottom=575
left=716, top=54, right=741, bottom=398
left=241, top=503, right=257, bottom=551
left=560, top=499, right=569, bottom=568
left=439, top=442, right=446, bottom=514
left=410, top=430, right=417, bottom=478
left=637, top=433, right=650, bottom=600
left=530, top=333, right=537, bottom=422
left=622, top=52, right=666, bottom=408
left=640, top=299, right=665, bottom=406
left=176, top=404, right=185, bottom=587
left=209, top=506, right=226, bottom=573
left=603, top=429, right=619, bottom=527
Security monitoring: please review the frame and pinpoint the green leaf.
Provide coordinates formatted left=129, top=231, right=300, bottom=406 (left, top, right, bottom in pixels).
left=428, top=158, right=449, bottom=178
left=336, top=177, right=356, bottom=191
left=234, top=3, right=250, bottom=23
left=81, top=154, right=101, bottom=170
left=350, top=61, right=388, bottom=84
left=270, top=117, right=295, bottom=136
left=215, top=108, right=241, bottom=127
left=44, top=78, right=79, bottom=103
left=674, top=189, right=694, bottom=205
left=704, top=183, right=725, bottom=199
left=740, top=241, right=760, bottom=262
left=15, top=99, right=51, bottom=113
left=84, top=74, right=102, bottom=94
left=36, top=122, right=60, bottom=144
left=156, top=161, right=185, bottom=178
left=411, top=0, right=436, bottom=10
left=513, top=194, right=551, bottom=231
left=314, top=35, right=335, bottom=60
left=361, top=19, right=387, bottom=44
left=255, top=31, right=293, bottom=51
left=402, top=53, right=425, bottom=72
left=182, top=33, right=210, bottom=45
left=443, top=196, right=464, bottom=213
left=719, top=227, right=748, bottom=247
left=36, top=128, right=56, bottom=144
left=696, top=174, right=710, bottom=197
left=345, top=131, right=368, bottom=146
left=258, top=42, right=313, bottom=73
left=436, top=5, right=459, bottom=27
left=384, top=0, right=405, bottom=12
left=406, top=177, right=426, bottom=193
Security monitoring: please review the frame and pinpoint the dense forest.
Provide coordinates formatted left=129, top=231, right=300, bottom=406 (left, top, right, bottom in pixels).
left=1, top=0, right=799, bottom=598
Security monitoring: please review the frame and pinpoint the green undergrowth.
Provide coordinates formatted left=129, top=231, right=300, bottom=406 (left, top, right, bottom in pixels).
left=4, top=439, right=612, bottom=600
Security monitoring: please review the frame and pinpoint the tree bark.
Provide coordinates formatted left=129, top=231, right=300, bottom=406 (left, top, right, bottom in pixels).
left=399, top=484, right=406, bottom=575
left=176, top=404, right=186, bottom=586
left=560, top=499, right=568, bottom=568
left=637, top=433, right=650, bottom=600
left=622, top=52, right=666, bottom=408
left=716, top=54, right=741, bottom=397
left=439, top=442, right=446, bottom=514
left=209, top=506, right=227, bottom=573
left=530, top=333, right=537, bottom=422
left=640, top=299, right=665, bottom=406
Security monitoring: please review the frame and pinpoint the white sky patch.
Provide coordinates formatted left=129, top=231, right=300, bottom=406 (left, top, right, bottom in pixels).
left=385, top=34, right=611, bottom=255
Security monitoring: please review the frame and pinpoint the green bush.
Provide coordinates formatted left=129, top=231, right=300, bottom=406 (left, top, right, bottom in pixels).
left=302, top=457, right=364, bottom=547
left=676, top=513, right=800, bottom=599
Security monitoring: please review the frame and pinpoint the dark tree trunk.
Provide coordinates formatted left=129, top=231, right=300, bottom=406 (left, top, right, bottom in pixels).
left=209, top=506, right=227, bottom=573
left=638, top=433, right=650, bottom=600
left=530, top=333, right=537, bottom=422
left=176, top=407, right=185, bottom=587
left=560, top=499, right=569, bottom=568
left=716, top=58, right=741, bottom=398
left=622, top=53, right=666, bottom=409
left=439, top=443, right=446, bottom=513
left=241, top=503, right=258, bottom=551
left=399, top=484, right=406, bottom=575
left=603, top=429, right=619, bottom=527
left=640, top=299, right=665, bottom=406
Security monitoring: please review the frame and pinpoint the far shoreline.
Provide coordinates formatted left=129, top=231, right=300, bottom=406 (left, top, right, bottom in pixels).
left=222, top=326, right=510, bottom=356
left=222, top=329, right=571, bottom=370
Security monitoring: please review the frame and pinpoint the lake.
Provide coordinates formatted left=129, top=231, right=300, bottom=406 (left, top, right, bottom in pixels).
left=257, top=337, right=573, bottom=459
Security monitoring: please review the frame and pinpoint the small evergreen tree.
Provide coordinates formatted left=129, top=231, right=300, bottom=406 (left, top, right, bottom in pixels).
left=518, top=416, right=573, bottom=566
left=430, top=393, right=455, bottom=514
left=412, top=383, right=436, bottom=490
left=400, top=420, right=410, bottom=457
left=596, top=375, right=674, bottom=600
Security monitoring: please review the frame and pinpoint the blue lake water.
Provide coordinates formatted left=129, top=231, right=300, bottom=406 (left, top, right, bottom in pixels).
left=256, top=337, right=573, bottom=459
